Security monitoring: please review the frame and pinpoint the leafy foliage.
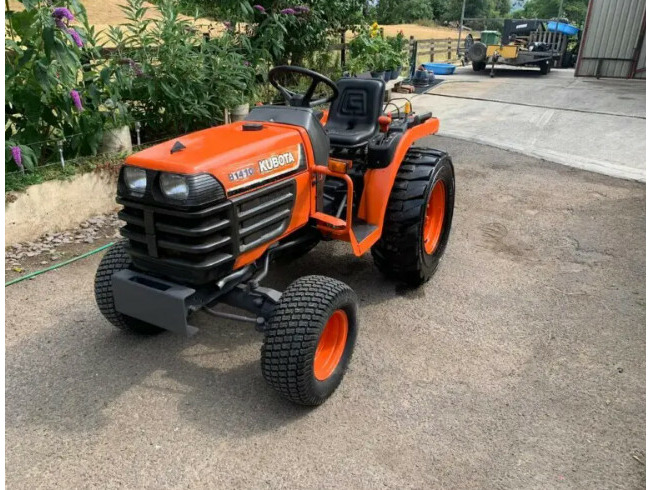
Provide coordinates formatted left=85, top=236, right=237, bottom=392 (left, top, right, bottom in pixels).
left=106, top=0, right=256, bottom=137
left=347, top=24, right=408, bottom=74
left=513, top=0, right=588, bottom=25
left=376, top=0, right=434, bottom=24
left=245, top=0, right=366, bottom=66
left=5, top=0, right=127, bottom=171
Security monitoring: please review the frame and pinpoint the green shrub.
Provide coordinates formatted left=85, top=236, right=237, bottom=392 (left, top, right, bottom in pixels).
left=246, top=1, right=365, bottom=67
left=347, top=24, right=405, bottom=74
left=5, top=0, right=127, bottom=172
left=106, top=0, right=257, bottom=138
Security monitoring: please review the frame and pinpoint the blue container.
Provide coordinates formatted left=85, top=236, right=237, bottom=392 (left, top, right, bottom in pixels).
left=547, top=21, right=579, bottom=36
left=421, top=62, right=456, bottom=75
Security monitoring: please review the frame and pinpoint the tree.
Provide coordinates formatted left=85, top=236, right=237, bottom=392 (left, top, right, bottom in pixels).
left=494, top=0, right=512, bottom=16
left=248, top=0, right=366, bottom=66
left=443, top=0, right=488, bottom=22
left=519, top=0, right=589, bottom=25
left=376, top=0, right=434, bottom=24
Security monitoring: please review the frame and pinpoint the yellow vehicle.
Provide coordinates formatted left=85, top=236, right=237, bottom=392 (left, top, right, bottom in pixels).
left=467, top=20, right=558, bottom=77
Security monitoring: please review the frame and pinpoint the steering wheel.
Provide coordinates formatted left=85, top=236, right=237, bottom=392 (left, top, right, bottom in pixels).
left=268, top=66, right=339, bottom=108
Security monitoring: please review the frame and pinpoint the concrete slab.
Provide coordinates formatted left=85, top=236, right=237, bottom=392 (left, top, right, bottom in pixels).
left=410, top=66, right=646, bottom=181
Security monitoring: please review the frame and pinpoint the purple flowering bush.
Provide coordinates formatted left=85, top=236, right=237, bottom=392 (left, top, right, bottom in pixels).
left=6, top=0, right=128, bottom=172
left=248, top=0, right=365, bottom=67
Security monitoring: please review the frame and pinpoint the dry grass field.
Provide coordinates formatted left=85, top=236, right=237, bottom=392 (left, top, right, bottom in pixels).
left=8, top=0, right=464, bottom=42
left=7, top=0, right=220, bottom=39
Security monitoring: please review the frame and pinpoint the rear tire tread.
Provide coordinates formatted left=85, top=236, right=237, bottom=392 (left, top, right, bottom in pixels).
left=372, top=147, right=454, bottom=286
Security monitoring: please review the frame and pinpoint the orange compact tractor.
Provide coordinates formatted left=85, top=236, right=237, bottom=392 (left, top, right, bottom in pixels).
left=95, top=66, right=455, bottom=405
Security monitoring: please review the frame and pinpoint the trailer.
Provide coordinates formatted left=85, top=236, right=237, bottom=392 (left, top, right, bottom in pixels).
left=466, top=19, right=579, bottom=77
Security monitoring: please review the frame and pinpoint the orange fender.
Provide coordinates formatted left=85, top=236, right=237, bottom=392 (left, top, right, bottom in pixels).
left=358, top=117, right=440, bottom=228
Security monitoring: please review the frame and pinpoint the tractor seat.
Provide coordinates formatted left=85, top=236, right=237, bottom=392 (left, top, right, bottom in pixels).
left=325, top=78, right=386, bottom=149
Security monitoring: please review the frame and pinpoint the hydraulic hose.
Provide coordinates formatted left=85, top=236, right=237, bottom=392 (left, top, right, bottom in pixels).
left=5, top=241, right=115, bottom=287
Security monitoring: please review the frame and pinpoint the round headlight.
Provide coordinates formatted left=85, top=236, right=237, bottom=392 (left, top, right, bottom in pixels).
left=123, top=167, right=147, bottom=194
left=160, top=174, right=189, bottom=200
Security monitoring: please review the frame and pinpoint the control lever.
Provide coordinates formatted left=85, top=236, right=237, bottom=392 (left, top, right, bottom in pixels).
left=407, top=111, right=433, bottom=129
left=378, top=114, right=392, bottom=133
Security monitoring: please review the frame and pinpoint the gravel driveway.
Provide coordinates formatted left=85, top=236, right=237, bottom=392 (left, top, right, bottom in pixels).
left=6, top=136, right=645, bottom=489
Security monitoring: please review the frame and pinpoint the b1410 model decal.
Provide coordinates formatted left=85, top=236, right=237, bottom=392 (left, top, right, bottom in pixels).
left=228, top=166, right=255, bottom=182
left=225, top=144, right=303, bottom=192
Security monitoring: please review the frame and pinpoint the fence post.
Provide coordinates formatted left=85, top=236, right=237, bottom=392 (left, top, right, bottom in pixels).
left=448, top=38, right=452, bottom=60
left=340, top=30, right=346, bottom=69
left=379, top=27, right=384, bottom=38
left=430, top=42, right=435, bottom=62
left=410, top=39, right=418, bottom=78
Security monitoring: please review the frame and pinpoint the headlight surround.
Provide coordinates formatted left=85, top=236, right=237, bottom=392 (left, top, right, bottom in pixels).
left=123, top=167, right=147, bottom=194
left=159, top=173, right=190, bottom=200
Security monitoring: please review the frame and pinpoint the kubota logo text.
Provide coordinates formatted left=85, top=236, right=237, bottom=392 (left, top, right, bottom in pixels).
left=258, top=152, right=296, bottom=173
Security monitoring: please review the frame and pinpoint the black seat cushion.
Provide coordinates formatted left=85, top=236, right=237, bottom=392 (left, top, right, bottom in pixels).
left=325, top=78, right=385, bottom=148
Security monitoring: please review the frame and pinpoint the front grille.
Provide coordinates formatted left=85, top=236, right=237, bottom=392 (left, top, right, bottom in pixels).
left=232, top=180, right=296, bottom=253
left=118, top=179, right=297, bottom=284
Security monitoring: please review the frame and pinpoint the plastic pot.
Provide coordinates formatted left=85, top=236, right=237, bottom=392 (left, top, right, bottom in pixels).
left=100, top=125, right=132, bottom=154
left=230, top=103, right=250, bottom=122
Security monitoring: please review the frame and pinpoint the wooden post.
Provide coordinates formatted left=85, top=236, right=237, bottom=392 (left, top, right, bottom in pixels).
left=448, top=38, right=452, bottom=60
left=380, top=27, right=384, bottom=38
left=340, top=30, right=346, bottom=69
left=430, top=41, right=435, bottom=62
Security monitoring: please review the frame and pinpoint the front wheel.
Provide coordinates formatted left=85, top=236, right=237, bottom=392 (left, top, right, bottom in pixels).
left=261, top=275, right=358, bottom=406
left=94, top=241, right=165, bottom=335
left=372, top=148, right=455, bottom=286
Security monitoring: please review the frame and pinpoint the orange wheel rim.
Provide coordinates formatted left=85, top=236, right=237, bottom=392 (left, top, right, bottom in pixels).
left=314, top=309, right=348, bottom=381
left=423, top=181, right=446, bottom=255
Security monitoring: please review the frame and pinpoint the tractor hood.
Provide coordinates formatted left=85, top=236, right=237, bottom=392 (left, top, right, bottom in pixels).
left=126, top=121, right=306, bottom=193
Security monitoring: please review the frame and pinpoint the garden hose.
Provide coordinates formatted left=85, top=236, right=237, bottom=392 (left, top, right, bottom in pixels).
left=5, top=241, right=115, bottom=287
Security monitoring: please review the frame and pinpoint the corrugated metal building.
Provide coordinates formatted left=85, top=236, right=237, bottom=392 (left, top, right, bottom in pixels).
left=575, top=0, right=645, bottom=78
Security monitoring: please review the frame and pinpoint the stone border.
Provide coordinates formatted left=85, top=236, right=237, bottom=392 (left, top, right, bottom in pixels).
left=5, top=169, right=119, bottom=246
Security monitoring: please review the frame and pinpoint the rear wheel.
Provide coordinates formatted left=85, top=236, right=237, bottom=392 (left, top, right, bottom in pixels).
left=94, top=241, right=164, bottom=335
left=261, top=275, right=358, bottom=406
left=472, top=61, right=486, bottom=71
left=372, top=147, right=455, bottom=286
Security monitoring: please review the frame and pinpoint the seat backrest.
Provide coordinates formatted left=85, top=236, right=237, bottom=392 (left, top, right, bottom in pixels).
left=325, top=78, right=385, bottom=135
left=245, top=105, right=329, bottom=166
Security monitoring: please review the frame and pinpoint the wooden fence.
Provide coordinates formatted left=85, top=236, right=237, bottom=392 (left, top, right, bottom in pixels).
left=331, top=28, right=571, bottom=74
left=329, top=31, right=465, bottom=75
left=408, top=37, right=460, bottom=64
